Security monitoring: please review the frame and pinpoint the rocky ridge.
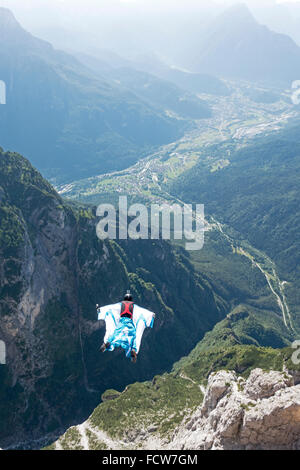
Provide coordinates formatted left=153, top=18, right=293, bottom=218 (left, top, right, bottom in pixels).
left=51, top=368, right=300, bottom=450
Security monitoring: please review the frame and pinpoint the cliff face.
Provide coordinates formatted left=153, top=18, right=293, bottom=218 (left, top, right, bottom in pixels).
left=172, top=368, right=300, bottom=450
left=0, top=149, right=224, bottom=448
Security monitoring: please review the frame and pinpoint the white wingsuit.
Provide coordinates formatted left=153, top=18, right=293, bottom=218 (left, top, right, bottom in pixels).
left=98, top=303, right=155, bottom=356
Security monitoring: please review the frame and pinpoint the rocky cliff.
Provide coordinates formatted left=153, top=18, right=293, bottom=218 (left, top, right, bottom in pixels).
left=172, top=368, right=300, bottom=450
left=48, top=346, right=300, bottom=450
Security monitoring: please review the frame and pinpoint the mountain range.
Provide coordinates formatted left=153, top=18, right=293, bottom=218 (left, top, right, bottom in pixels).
left=190, top=4, right=300, bottom=84
left=0, top=8, right=196, bottom=183
left=75, top=50, right=230, bottom=97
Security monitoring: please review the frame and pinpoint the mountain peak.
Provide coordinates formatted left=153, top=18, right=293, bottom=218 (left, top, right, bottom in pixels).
left=218, top=3, right=257, bottom=27
left=0, top=7, right=55, bottom=54
left=0, top=7, right=22, bottom=30
left=195, top=1, right=300, bottom=82
left=0, top=7, right=31, bottom=45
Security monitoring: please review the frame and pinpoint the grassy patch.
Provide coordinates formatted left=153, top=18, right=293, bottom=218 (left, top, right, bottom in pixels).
left=90, top=374, right=203, bottom=441
left=60, top=427, right=84, bottom=450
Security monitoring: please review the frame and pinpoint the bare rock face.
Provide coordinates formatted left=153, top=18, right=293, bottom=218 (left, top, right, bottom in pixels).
left=240, top=386, right=300, bottom=450
left=171, top=369, right=300, bottom=450
left=201, top=370, right=236, bottom=417
left=243, top=368, right=294, bottom=400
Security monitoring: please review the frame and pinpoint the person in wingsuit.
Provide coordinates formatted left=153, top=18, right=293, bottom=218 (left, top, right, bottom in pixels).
left=97, top=292, right=155, bottom=363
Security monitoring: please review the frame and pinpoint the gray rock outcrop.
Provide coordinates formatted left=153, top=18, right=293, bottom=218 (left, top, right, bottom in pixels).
left=171, top=368, right=300, bottom=450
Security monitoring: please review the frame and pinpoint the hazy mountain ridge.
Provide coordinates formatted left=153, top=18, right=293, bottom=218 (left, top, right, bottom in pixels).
left=80, top=51, right=230, bottom=97
left=0, top=8, right=189, bottom=183
left=192, top=4, right=300, bottom=84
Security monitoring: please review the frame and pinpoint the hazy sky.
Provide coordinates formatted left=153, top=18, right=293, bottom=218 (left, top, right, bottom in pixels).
left=1, top=0, right=300, bottom=26
left=1, top=0, right=300, bottom=61
left=1, top=1, right=299, bottom=30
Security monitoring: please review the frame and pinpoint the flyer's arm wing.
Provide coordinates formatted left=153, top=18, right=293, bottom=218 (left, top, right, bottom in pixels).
left=133, top=305, right=155, bottom=328
left=133, top=305, right=155, bottom=354
left=98, top=303, right=121, bottom=343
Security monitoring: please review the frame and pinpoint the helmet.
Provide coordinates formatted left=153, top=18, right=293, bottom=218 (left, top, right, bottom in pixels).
left=124, top=290, right=133, bottom=301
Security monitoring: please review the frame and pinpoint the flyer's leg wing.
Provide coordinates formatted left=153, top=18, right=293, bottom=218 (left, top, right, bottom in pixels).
left=134, top=319, right=147, bottom=354
left=103, top=312, right=118, bottom=344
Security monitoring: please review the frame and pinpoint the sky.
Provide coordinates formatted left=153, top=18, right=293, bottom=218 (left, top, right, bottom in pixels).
left=1, top=0, right=300, bottom=22
left=1, top=1, right=300, bottom=28
left=1, top=0, right=300, bottom=60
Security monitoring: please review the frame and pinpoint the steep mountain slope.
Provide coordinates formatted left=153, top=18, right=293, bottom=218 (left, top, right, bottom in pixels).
left=250, top=2, right=300, bottom=47
left=77, top=51, right=229, bottom=97
left=0, top=8, right=184, bottom=183
left=130, top=54, right=230, bottom=96
left=0, top=148, right=226, bottom=449
left=99, top=67, right=211, bottom=120
left=192, top=4, right=300, bottom=84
